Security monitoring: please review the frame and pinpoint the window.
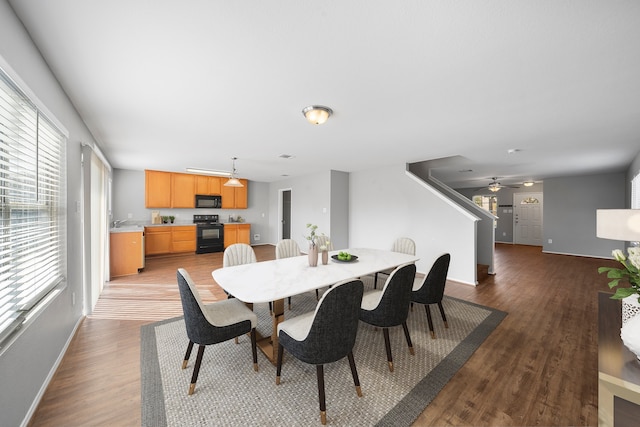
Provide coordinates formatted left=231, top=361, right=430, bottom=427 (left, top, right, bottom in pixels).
left=632, top=171, right=640, bottom=209
left=0, top=69, right=67, bottom=344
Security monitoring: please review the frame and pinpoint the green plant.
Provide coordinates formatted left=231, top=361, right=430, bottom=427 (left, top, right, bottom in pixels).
left=161, top=215, right=169, bottom=223
left=169, top=215, right=175, bottom=223
left=304, top=223, right=321, bottom=247
left=599, top=248, right=640, bottom=301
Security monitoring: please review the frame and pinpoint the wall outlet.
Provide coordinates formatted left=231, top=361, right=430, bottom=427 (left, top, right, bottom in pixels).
left=548, top=238, right=553, bottom=244
left=127, top=213, right=133, bottom=219
left=502, top=232, right=506, bottom=236
left=254, top=234, right=260, bottom=241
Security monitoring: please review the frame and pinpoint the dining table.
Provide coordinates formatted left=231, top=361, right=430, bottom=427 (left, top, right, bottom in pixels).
left=212, top=247, right=420, bottom=364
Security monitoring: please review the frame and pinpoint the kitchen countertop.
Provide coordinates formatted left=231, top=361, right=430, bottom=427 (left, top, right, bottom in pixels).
left=110, top=222, right=251, bottom=232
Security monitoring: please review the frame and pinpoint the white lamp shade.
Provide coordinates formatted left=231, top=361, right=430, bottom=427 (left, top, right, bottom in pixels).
left=223, top=177, right=244, bottom=187
left=596, top=209, right=640, bottom=241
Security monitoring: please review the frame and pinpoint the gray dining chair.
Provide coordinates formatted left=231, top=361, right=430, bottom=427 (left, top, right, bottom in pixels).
left=176, top=268, right=258, bottom=395
left=276, top=279, right=364, bottom=425
left=374, top=237, right=416, bottom=288
left=411, top=253, right=451, bottom=339
left=360, top=263, right=417, bottom=372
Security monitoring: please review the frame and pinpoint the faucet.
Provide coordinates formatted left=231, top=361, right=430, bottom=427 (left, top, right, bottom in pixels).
left=112, top=219, right=127, bottom=228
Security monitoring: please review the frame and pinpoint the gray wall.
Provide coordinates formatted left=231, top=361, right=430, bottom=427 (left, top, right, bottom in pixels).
left=0, top=2, right=96, bottom=426
left=457, top=183, right=545, bottom=243
left=112, top=168, right=271, bottom=245
left=543, top=172, right=625, bottom=257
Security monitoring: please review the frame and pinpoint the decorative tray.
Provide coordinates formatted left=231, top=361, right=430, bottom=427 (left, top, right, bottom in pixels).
left=331, top=254, right=359, bottom=263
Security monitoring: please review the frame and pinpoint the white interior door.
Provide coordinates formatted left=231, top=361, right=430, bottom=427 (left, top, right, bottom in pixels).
left=514, top=192, right=543, bottom=246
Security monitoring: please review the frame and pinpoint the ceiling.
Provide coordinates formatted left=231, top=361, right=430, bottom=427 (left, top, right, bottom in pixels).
left=8, top=1, right=640, bottom=188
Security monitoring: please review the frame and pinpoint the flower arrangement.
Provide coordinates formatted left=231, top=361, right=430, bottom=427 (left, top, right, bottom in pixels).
left=305, top=223, right=319, bottom=247
left=599, top=247, right=640, bottom=301
left=319, top=240, right=330, bottom=252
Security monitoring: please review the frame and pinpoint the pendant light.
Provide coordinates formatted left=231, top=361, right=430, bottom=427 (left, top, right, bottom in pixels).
left=223, top=157, right=244, bottom=187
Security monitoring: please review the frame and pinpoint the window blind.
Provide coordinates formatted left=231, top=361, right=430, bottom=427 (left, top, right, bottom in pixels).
left=0, top=69, right=67, bottom=344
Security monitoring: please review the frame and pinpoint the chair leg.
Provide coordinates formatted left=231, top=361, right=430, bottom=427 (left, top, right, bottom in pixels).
left=288, top=296, right=292, bottom=310
left=316, top=289, right=319, bottom=301
left=251, top=328, right=258, bottom=372
left=437, top=301, right=449, bottom=328
left=374, top=272, right=378, bottom=289
left=275, top=343, right=284, bottom=385
left=347, top=351, right=362, bottom=397
left=402, top=321, right=414, bottom=355
left=425, top=304, right=435, bottom=339
left=382, top=328, right=394, bottom=372
left=189, top=345, right=206, bottom=395
left=269, top=301, right=273, bottom=313
left=182, top=341, right=194, bottom=369
left=316, top=364, right=327, bottom=425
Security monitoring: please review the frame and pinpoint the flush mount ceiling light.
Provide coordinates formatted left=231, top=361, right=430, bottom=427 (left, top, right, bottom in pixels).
left=185, top=167, right=231, bottom=177
left=523, top=181, right=535, bottom=187
left=223, top=157, right=244, bottom=187
left=302, top=105, right=333, bottom=125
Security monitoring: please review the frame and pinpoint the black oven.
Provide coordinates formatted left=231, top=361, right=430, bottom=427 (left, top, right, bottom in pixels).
left=195, top=194, right=222, bottom=209
left=194, top=214, right=224, bottom=253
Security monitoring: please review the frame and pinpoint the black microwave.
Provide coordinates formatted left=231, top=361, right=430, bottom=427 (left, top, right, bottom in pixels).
left=195, top=194, right=222, bottom=209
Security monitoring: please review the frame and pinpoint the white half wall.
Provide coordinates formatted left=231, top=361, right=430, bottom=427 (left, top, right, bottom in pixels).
left=349, top=164, right=477, bottom=285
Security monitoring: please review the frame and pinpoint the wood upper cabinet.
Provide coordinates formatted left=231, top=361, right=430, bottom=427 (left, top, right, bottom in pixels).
left=221, top=179, right=248, bottom=209
left=171, top=173, right=196, bottom=208
left=195, top=175, right=222, bottom=195
left=110, top=231, right=144, bottom=278
left=145, top=170, right=172, bottom=208
left=145, top=170, right=239, bottom=208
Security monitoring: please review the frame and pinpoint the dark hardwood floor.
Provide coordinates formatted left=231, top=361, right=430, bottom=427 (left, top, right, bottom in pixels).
left=28, top=244, right=614, bottom=426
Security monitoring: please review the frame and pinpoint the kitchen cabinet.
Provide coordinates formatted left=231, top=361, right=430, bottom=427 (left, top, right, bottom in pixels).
left=146, top=170, right=240, bottom=208
left=224, top=223, right=250, bottom=248
left=145, top=227, right=172, bottom=255
left=145, top=225, right=196, bottom=255
left=145, top=170, right=172, bottom=208
left=171, top=173, right=196, bottom=208
left=195, top=175, right=222, bottom=195
left=171, top=225, right=197, bottom=253
left=221, top=179, right=248, bottom=209
left=110, top=231, right=144, bottom=278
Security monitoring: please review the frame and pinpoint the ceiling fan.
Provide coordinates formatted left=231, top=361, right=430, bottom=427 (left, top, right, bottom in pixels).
left=484, top=177, right=520, bottom=192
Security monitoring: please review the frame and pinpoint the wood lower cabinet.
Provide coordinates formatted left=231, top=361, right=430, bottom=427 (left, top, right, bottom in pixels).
left=145, top=225, right=196, bottom=255
left=110, top=231, right=144, bottom=278
left=224, top=223, right=251, bottom=248
left=171, top=226, right=197, bottom=253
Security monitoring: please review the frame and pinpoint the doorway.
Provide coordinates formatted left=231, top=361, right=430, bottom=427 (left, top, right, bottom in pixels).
left=513, top=192, right=543, bottom=246
left=280, top=189, right=291, bottom=240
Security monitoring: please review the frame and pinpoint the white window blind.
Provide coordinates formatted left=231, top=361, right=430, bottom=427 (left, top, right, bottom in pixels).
left=0, top=69, right=67, bottom=344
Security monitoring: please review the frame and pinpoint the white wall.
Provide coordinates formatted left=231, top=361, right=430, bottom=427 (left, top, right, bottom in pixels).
left=0, top=2, right=97, bottom=425
left=268, top=171, right=332, bottom=250
left=349, top=164, right=477, bottom=284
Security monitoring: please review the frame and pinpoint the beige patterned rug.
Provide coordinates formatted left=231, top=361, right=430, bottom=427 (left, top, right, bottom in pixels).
left=141, top=282, right=506, bottom=426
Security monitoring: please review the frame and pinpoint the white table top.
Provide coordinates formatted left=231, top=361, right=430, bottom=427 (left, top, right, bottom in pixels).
left=212, top=248, right=419, bottom=303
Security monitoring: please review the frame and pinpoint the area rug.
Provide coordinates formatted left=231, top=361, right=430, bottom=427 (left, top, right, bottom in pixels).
left=141, top=284, right=506, bottom=426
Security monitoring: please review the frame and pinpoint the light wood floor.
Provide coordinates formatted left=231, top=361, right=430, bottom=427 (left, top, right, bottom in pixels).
left=28, top=244, right=613, bottom=426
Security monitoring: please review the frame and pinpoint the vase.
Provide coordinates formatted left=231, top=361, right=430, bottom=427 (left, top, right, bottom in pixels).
left=322, top=250, right=328, bottom=265
left=622, top=295, right=640, bottom=325
left=621, top=314, right=640, bottom=361
left=308, top=245, right=318, bottom=267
